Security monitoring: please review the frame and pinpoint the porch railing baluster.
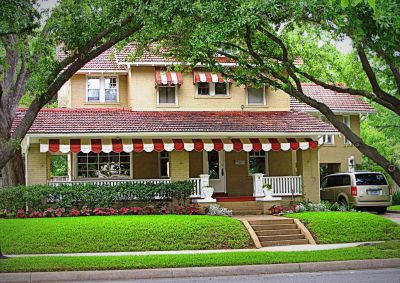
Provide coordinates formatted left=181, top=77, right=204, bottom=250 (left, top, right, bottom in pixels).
left=261, top=176, right=302, bottom=197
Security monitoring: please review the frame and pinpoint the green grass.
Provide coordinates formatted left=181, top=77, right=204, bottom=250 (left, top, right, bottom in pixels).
left=0, top=215, right=251, bottom=254
left=389, top=205, right=400, bottom=211
left=285, top=212, right=400, bottom=244
left=1, top=241, right=399, bottom=273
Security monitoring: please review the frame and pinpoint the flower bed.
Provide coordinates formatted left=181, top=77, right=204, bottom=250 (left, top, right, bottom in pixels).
left=14, top=204, right=201, bottom=218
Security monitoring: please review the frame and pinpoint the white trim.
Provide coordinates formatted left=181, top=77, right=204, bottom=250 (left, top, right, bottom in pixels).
left=246, top=85, right=266, bottom=106
left=119, top=61, right=237, bottom=67
left=301, top=109, right=376, bottom=115
left=77, top=70, right=128, bottom=74
left=156, top=85, right=178, bottom=106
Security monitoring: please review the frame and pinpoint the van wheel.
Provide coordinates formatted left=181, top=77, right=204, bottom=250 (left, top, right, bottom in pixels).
left=338, top=197, right=347, bottom=206
left=376, top=207, right=387, bottom=214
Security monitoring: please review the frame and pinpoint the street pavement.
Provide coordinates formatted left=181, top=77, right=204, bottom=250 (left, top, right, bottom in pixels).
left=64, top=268, right=400, bottom=283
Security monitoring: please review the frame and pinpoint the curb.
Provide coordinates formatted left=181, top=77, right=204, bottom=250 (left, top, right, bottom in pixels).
left=1, top=258, right=399, bottom=282
left=388, top=210, right=400, bottom=214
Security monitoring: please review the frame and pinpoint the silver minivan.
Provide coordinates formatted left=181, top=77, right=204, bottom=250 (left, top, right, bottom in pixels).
left=320, top=171, right=392, bottom=214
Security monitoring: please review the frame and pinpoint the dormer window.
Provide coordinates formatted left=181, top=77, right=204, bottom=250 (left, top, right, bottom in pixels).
left=86, top=76, right=118, bottom=103
left=194, top=72, right=230, bottom=97
left=157, top=85, right=177, bottom=105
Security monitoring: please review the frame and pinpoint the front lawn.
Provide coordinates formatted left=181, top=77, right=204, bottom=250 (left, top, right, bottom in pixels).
left=389, top=205, right=400, bottom=211
left=0, top=215, right=251, bottom=254
left=285, top=212, right=400, bottom=244
left=1, top=241, right=399, bottom=273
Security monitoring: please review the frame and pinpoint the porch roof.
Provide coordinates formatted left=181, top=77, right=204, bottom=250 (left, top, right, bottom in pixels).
left=15, top=108, right=337, bottom=135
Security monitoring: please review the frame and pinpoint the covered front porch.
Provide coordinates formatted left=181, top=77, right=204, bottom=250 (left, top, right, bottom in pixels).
left=26, top=137, right=322, bottom=204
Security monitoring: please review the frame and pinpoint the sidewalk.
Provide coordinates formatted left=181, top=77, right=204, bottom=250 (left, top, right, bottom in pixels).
left=6, top=241, right=382, bottom=258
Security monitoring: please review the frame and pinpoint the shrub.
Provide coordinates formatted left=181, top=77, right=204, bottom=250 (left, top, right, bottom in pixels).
left=207, top=204, right=232, bottom=216
left=187, top=204, right=199, bottom=215
left=269, top=204, right=285, bottom=215
left=392, top=191, right=400, bottom=205
left=0, top=181, right=195, bottom=213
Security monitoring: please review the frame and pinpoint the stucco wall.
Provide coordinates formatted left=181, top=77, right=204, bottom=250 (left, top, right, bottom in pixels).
left=170, top=151, right=190, bottom=181
left=319, top=115, right=362, bottom=172
left=129, top=67, right=290, bottom=111
left=189, top=151, right=203, bottom=178
left=69, top=74, right=129, bottom=108
left=268, top=151, right=294, bottom=176
left=27, top=144, right=48, bottom=185
left=296, top=149, right=320, bottom=203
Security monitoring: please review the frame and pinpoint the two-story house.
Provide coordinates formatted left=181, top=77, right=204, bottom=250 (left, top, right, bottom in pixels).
left=14, top=43, right=373, bottom=209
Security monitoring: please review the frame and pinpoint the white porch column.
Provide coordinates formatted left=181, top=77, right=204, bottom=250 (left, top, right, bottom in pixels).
left=253, top=173, right=265, bottom=198
left=195, top=174, right=216, bottom=203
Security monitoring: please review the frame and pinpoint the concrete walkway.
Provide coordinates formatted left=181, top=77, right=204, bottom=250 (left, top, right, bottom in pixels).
left=6, top=241, right=383, bottom=258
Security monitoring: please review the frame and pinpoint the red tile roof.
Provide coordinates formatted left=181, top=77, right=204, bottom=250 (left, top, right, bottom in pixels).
left=15, top=108, right=336, bottom=135
left=56, top=46, right=127, bottom=71
left=290, top=83, right=376, bottom=113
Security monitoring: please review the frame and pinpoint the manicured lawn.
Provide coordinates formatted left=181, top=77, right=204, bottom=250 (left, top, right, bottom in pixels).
left=389, top=205, right=400, bottom=211
left=0, top=215, right=251, bottom=254
left=1, top=241, right=399, bottom=273
left=285, top=212, right=400, bottom=244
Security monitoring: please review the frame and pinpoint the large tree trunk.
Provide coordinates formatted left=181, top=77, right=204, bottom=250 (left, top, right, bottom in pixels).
left=1, top=150, right=25, bottom=186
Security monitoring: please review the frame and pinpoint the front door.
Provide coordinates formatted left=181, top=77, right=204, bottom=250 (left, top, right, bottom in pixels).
left=203, top=150, right=226, bottom=193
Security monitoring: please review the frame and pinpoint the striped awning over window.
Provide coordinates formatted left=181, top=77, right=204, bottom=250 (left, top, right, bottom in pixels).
left=193, top=72, right=226, bottom=84
left=39, top=138, right=321, bottom=154
left=155, top=70, right=183, bottom=86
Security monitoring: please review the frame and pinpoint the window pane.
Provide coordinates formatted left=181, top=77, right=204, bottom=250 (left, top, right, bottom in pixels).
left=249, top=150, right=266, bottom=174
left=208, top=151, right=219, bottom=179
left=159, top=151, right=169, bottom=177
left=248, top=88, right=264, bottom=104
left=105, top=77, right=117, bottom=102
left=197, top=83, right=209, bottom=95
left=355, top=173, right=387, bottom=185
left=159, top=87, right=176, bottom=104
left=77, top=152, right=130, bottom=178
left=87, top=78, right=100, bottom=102
left=215, top=83, right=227, bottom=95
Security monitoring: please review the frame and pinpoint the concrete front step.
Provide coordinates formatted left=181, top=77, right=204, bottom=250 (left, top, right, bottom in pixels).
left=248, top=219, right=294, bottom=225
left=261, top=239, right=309, bottom=247
left=255, top=229, right=302, bottom=236
left=258, top=234, right=306, bottom=241
left=217, top=201, right=263, bottom=215
left=233, top=210, right=263, bottom=215
left=251, top=224, right=298, bottom=231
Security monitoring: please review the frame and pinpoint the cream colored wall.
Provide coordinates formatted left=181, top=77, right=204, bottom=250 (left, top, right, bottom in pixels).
left=296, top=149, right=320, bottom=203
left=319, top=115, right=362, bottom=172
left=27, top=144, right=48, bottom=185
left=57, top=80, right=71, bottom=107
left=69, top=74, right=129, bottom=108
left=129, top=67, right=290, bottom=111
left=170, top=151, right=190, bottom=181
left=268, top=151, right=294, bottom=176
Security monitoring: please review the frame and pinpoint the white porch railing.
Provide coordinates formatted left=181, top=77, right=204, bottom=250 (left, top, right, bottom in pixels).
left=189, top=178, right=201, bottom=198
left=263, top=176, right=302, bottom=196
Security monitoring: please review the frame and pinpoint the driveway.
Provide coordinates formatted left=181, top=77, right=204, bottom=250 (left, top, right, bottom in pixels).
left=381, top=212, right=400, bottom=225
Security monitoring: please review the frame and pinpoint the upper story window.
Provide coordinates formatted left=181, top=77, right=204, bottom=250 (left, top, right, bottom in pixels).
left=86, top=76, right=118, bottom=103
left=196, top=82, right=229, bottom=96
left=246, top=86, right=265, bottom=105
left=320, top=116, right=335, bottom=145
left=157, top=86, right=177, bottom=105
left=343, top=115, right=351, bottom=144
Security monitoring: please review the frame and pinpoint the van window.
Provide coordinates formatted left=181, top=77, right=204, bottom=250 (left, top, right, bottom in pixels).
left=326, top=176, right=337, bottom=187
left=355, top=173, right=387, bottom=186
left=342, top=175, right=351, bottom=186
left=321, top=177, right=328, bottom=188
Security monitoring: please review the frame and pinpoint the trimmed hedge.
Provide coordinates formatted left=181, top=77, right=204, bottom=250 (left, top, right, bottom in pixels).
left=0, top=181, right=195, bottom=213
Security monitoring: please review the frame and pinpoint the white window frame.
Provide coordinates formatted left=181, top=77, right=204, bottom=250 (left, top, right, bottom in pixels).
left=196, top=82, right=230, bottom=97
left=343, top=115, right=351, bottom=145
left=157, top=85, right=178, bottom=106
left=158, top=151, right=170, bottom=178
left=247, top=150, right=269, bottom=176
left=246, top=85, right=266, bottom=106
left=86, top=75, right=119, bottom=103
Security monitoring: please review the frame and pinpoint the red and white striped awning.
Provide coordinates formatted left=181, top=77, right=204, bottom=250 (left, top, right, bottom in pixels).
left=155, top=70, right=183, bottom=86
left=193, top=72, right=225, bottom=84
left=40, top=138, right=322, bottom=154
